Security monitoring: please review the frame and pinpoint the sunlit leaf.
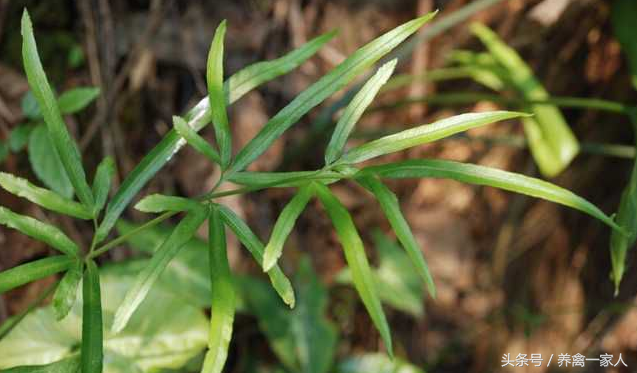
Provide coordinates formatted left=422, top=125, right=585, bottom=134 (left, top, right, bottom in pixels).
left=338, top=111, right=527, bottom=165
left=0, top=256, right=73, bottom=295
left=112, top=207, right=208, bottom=333
left=263, top=185, right=314, bottom=271
left=325, top=60, right=397, bottom=165
left=207, top=21, right=232, bottom=168
left=363, top=159, right=622, bottom=232
left=0, top=207, right=79, bottom=257
left=313, top=182, right=392, bottom=357
left=201, top=207, right=235, bottom=373
left=134, top=194, right=202, bottom=213
left=21, top=10, right=94, bottom=208
left=216, top=204, right=295, bottom=308
left=229, top=13, right=437, bottom=174
left=356, top=175, right=435, bottom=298
left=97, top=32, right=334, bottom=243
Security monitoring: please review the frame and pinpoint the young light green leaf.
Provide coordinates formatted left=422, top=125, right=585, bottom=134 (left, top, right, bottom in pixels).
left=135, top=194, right=202, bottom=213
left=356, top=175, right=436, bottom=298
left=0, top=206, right=79, bottom=256
left=112, top=207, right=208, bottom=333
left=28, top=124, right=74, bottom=199
left=362, top=159, right=623, bottom=232
left=21, top=11, right=94, bottom=208
left=313, top=182, right=392, bottom=357
left=263, top=185, right=314, bottom=271
left=57, top=87, right=100, bottom=115
left=338, top=111, right=527, bottom=165
left=173, top=115, right=221, bottom=164
left=201, top=207, right=235, bottom=373
left=207, top=21, right=232, bottom=168
left=216, top=204, right=295, bottom=308
left=0, top=256, right=74, bottom=294
left=0, top=355, right=81, bottom=373
left=0, top=172, right=92, bottom=220
left=52, top=261, right=82, bottom=320
left=471, top=23, right=580, bottom=178
left=97, top=32, right=335, bottom=243
left=325, top=59, right=397, bottom=165
left=336, top=353, right=424, bottom=373
left=92, top=156, right=115, bottom=214
left=81, top=260, right=102, bottom=373
left=229, top=13, right=437, bottom=174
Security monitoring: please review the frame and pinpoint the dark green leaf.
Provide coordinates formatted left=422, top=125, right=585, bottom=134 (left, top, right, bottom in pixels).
left=229, top=13, right=436, bottom=174
left=9, top=124, right=34, bottom=152
left=356, top=175, right=435, bottom=297
left=313, top=182, right=392, bottom=357
left=21, top=91, right=41, bottom=120
left=227, top=170, right=341, bottom=188
left=0, top=172, right=92, bottom=220
left=57, top=87, right=100, bottom=115
left=0, top=256, right=73, bottom=295
left=207, top=21, right=232, bottom=168
left=325, top=59, right=397, bottom=164
left=337, top=111, right=527, bottom=165
left=173, top=115, right=220, bottom=164
left=263, top=185, right=314, bottom=271
left=201, top=207, right=235, bottom=373
left=0, top=207, right=79, bottom=256
left=134, top=194, right=202, bottom=213
left=92, top=156, right=115, bottom=214
left=81, top=260, right=102, bottom=373
left=216, top=204, right=295, bottom=308
left=21, top=11, right=94, bottom=208
left=97, top=32, right=334, bottom=244
left=363, top=159, right=623, bottom=232
left=28, top=124, right=74, bottom=199
left=52, top=261, right=82, bottom=320
left=612, top=0, right=637, bottom=89
left=112, top=207, right=208, bottom=333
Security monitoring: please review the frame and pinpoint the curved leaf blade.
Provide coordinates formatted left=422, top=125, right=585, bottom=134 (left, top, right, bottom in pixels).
left=201, top=207, right=235, bottom=373
left=216, top=204, right=295, bottom=308
left=112, top=207, right=208, bottom=333
left=363, top=159, right=623, bottom=232
left=313, top=182, right=392, bottom=357
left=0, top=355, right=81, bottom=373
left=52, top=261, right=82, bottom=320
left=325, top=59, right=397, bottom=165
left=356, top=175, right=436, bottom=298
left=92, top=156, right=115, bottom=214
left=0, top=256, right=73, bottom=295
left=0, top=172, right=92, bottom=220
left=97, top=32, right=335, bottom=243
left=263, top=185, right=314, bottom=271
left=21, top=10, right=94, bottom=208
left=57, top=87, right=100, bottom=115
left=135, top=194, right=202, bottom=213
left=207, top=21, right=232, bottom=168
left=338, top=111, right=528, bottom=165
left=173, top=116, right=220, bottom=164
left=229, top=13, right=437, bottom=174
left=0, top=207, right=79, bottom=256
left=81, top=260, right=102, bottom=373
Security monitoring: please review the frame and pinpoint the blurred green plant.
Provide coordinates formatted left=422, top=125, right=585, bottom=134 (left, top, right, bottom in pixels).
left=0, top=8, right=629, bottom=373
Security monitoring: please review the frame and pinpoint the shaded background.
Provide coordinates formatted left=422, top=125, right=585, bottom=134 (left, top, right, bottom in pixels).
left=1, top=0, right=636, bottom=372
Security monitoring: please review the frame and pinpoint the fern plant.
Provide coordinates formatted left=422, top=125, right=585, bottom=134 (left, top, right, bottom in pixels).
left=0, top=9, right=627, bottom=373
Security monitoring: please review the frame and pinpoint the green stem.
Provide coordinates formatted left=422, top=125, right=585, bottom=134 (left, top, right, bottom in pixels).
left=371, top=92, right=633, bottom=115
left=87, top=211, right=177, bottom=260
